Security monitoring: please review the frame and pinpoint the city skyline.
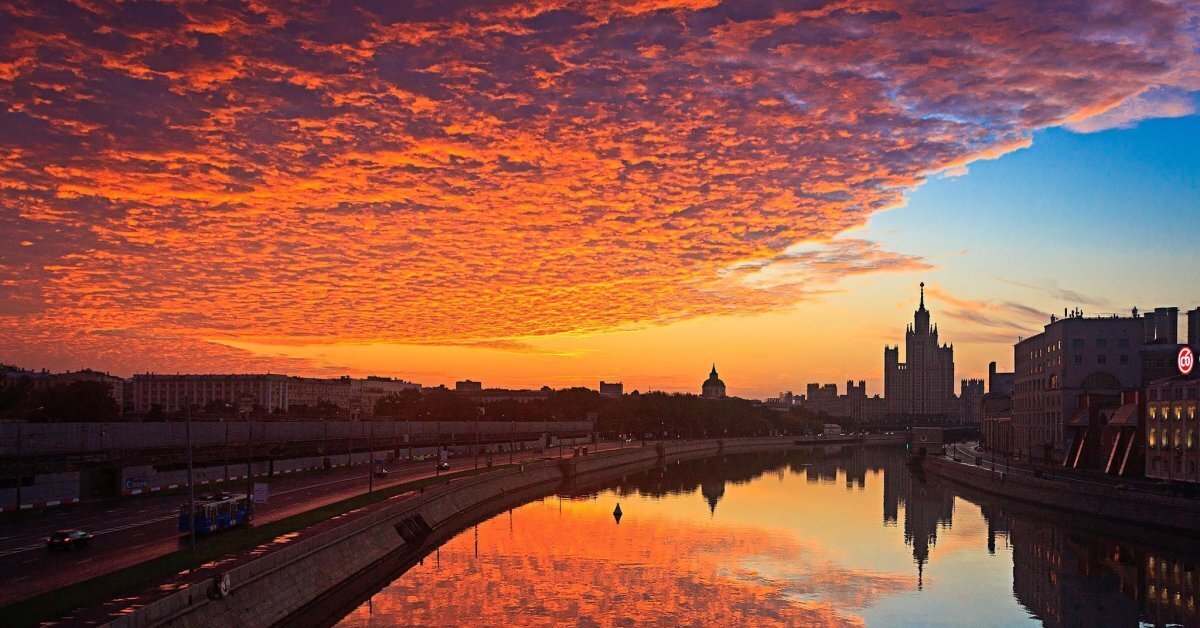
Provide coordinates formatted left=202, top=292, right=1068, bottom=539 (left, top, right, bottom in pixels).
left=2, top=1, right=1199, bottom=398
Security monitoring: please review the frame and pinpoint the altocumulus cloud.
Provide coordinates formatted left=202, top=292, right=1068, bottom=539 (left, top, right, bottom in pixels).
left=0, top=0, right=1197, bottom=373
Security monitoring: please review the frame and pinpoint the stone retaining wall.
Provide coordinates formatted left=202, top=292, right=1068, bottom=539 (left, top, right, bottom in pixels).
left=926, top=455, right=1200, bottom=533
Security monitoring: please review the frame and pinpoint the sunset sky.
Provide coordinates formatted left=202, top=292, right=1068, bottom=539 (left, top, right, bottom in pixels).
left=1, top=1, right=1198, bottom=398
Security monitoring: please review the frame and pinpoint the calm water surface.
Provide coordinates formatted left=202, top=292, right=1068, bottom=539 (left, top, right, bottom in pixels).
left=335, top=446, right=1200, bottom=627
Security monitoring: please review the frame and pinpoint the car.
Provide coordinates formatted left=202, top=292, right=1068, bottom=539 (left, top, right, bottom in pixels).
left=437, top=461, right=451, bottom=470
left=372, top=466, right=388, bottom=477
left=46, top=529, right=93, bottom=551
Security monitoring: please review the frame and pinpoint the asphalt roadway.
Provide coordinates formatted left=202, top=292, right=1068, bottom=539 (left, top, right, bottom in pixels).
left=0, top=442, right=627, bottom=607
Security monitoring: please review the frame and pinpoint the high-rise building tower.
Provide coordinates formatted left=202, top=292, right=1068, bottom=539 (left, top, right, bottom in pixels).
left=884, top=283, right=956, bottom=420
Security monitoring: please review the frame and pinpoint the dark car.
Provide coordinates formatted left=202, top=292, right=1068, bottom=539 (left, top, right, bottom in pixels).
left=437, top=461, right=451, bottom=470
left=46, top=529, right=93, bottom=551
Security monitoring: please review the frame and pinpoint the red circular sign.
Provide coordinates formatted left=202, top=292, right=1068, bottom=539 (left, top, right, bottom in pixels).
left=1180, top=346, right=1195, bottom=376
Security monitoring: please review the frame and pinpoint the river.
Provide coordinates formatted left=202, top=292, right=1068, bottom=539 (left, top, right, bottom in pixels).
left=332, top=445, right=1199, bottom=627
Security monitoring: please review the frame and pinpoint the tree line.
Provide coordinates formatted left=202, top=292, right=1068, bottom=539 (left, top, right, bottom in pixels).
left=0, top=379, right=834, bottom=437
left=375, top=387, right=831, bottom=438
left=0, top=379, right=120, bottom=422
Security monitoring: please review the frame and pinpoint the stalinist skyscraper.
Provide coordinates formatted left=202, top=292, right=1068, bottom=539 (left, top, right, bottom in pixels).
left=884, top=283, right=956, bottom=420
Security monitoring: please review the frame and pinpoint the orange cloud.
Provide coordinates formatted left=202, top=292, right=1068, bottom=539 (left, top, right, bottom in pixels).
left=0, top=0, right=1196, bottom=375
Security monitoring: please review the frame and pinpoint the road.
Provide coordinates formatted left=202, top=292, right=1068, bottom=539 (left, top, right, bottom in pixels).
left=0, top=442, right=628, bottom=606
left=944, top=442, right=1178, bottom=494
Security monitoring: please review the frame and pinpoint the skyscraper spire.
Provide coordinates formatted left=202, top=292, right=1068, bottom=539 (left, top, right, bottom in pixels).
left=914, top=281, right=930, bottom=334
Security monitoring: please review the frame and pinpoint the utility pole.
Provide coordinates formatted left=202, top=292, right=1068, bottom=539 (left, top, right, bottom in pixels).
left=15, top=422, right=23, bottom=512
left=186, top=397, right=196, bottom=551
left=368, top=422, right=374, bottom=495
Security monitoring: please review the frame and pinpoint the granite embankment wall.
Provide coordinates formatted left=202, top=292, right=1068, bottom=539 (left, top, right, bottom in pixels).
left=104, top=436, right=895, bottom=628
left=926, top=455, right=1200, bottom=533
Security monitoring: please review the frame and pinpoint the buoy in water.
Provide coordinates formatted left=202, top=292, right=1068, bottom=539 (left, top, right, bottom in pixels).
left=613, top=503, right=623, bottom=524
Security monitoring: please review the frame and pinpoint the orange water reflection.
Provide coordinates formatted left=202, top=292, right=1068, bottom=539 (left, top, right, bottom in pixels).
left=335, top=447, right=1200, bottom=627
left=339, top=500, right=906, bottom=626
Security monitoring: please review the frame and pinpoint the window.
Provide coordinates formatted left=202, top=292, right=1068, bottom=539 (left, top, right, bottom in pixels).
left=1096, top=338, right=1108, bottom=348
left=1098, top=355, right=1107, bottom=364
left=1073, top=339, right=1084, bottom=350
left=1188, top=430, right=1196, bottom=450
left=1149, top=428, right=1157, bottom=447
left=1074, top=355, right=1083, bottom=364
left=1118, top=338, right=1130, bottom=349
left=1120, top=355, right=1129, bottom=364
left=1176, top=429, right=1183, bottom=449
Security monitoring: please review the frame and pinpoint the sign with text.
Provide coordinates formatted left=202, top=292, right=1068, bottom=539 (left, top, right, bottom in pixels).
left=253, top=482, right=269, bottom=504
left=1180, top=346, right=1195, bottom=376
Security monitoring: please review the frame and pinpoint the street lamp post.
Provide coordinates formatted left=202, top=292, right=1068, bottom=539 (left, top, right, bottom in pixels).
left=244, top=413, right=254, bottom=512
left=223, top=413, right=231, bottom=485
left=185, top=397, right=196, bottom=551
left=556, top=415, right=563, bottom=459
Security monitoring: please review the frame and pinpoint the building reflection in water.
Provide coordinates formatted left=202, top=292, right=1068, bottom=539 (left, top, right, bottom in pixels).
left=335, top=446, right=1200, bottom=627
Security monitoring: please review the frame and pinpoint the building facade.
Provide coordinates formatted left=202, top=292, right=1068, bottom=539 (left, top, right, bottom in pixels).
left=884, top=283, right=956, bottom=420
left=982, top=362, right=1015, bottom=454
left=132, top=373, right=418, bottom=416
left=132, top=374, right=291, bottom=414
left=1013, top=311, right=1143, bottom=462
left=1145, top=367, right=1200, bottom=484
left=288, top=376, right=354, bottom=411
left=1014, top=306, right=1196, bottom=463
left=599, top=381, right=623, bottom=398
left=455, top=380, right=483, bottom=392
left=958, top=379, right=985, bottom=424
left=353, top=376, right=420, bottom=416
left=799, top=380, right=887, bottom=424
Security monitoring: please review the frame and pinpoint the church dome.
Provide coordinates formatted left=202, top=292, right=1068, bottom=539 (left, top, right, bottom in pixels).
left=702, top=365, right=726, bottom=397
